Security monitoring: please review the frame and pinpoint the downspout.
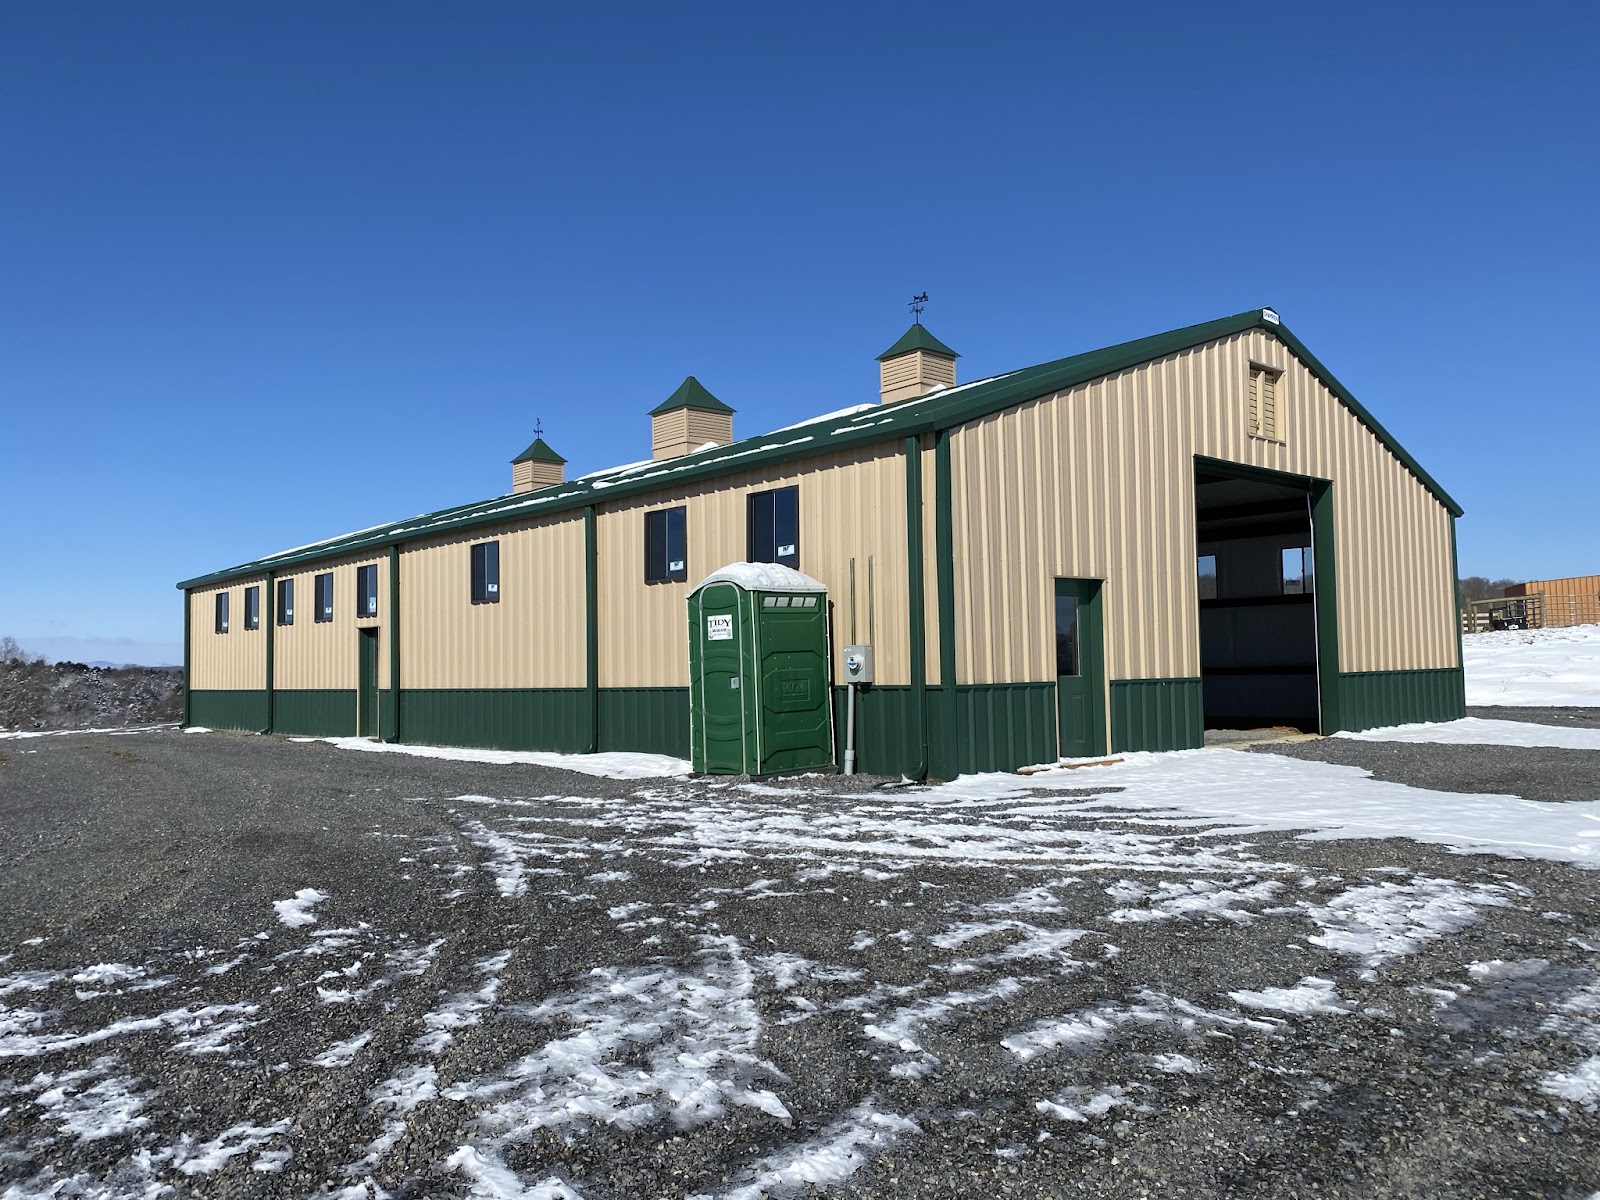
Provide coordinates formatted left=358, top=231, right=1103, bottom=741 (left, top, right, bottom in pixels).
left=584, top=505, right=599, bottom=753
left=934, top=428, right=958, bottom=779
left=264, top=572, right=275, bottom=734
left=903, top=435, right=928, bottom=780
left=181, top=589, right=192, bottom=729
left=387, top=545, right=401, bottom=742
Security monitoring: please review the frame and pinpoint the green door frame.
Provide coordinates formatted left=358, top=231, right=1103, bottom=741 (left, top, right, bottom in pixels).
left=1192, top=455, right=1340, bottom=734
left=1055, top=577, right=1107, bottom=758
left=357, top=627, right=380, bottom=738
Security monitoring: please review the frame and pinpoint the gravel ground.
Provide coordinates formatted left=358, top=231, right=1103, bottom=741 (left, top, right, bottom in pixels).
left=2, top=728, right=1598, bottom=1199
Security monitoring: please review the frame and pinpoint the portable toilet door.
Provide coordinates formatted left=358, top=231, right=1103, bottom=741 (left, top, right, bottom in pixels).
left=688, top=563, right=835, bottom=776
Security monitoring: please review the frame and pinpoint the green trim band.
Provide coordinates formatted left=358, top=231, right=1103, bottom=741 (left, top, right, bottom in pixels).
left=1110, top=678, right=1204, bottom=753
left=1337, top=669, right=1465, bottom=732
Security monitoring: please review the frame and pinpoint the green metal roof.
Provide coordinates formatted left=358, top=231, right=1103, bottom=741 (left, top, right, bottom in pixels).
left=511, top=436, right=566, bottom=465
left=647, top=376, right=734, bottom=417
left=177, top=308, right=1462, bottom=590
left=877, top=323, right=959, bottom=361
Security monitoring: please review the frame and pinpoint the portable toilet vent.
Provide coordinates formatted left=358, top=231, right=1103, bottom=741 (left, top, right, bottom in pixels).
left=687, top=563, right=836, bottom=776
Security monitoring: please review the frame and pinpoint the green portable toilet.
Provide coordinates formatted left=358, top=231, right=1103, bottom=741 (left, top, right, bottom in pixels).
left=687, top=563, right=836, bottom=776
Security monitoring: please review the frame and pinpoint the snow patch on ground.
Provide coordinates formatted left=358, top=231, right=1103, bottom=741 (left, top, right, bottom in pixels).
left=1338, top=716, right=1600, bottom=750
left=1464, top=624, right=1600, bottom=707
left=1229, top=977, right=1354, bottom=1016
left=308, top=736, right=692, bottom=778
left=273, top=888, right=328, bottom=927
left=1302, top=877, right=1513, bottom=968
left=706, top=1103, right=919, bottom=1200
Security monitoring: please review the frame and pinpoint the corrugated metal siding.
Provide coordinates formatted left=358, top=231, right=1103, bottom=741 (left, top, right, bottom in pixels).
left=921, top=442, right=940, bottom=685
left=596, top=445, right=911, bottom=687
left=598, top=688, right=690, bottom=757
left=399, top=516, right=586, bottom=689
left=949, top=330, right=1458, bottom=684
left=1109, top=678, right=1205, bottom=752
left=188, top=582, right=267, bottom=690
left=189, top=689, right=268, bottom=732
left=1339, top=669, right=1465, bottom=731
left=273, top=554, right=389, bottom=690
left=399, top=689, right=589, bottom=752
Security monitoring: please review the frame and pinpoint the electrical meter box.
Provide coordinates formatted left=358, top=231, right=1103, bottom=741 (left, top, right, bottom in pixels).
left=687, top=563, right=836, bottom=776
left=842, top=645, right=874, bottom=684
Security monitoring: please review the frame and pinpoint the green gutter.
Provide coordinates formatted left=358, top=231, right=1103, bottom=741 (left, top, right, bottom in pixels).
left=584, top=505, right=599, bottom=753
left=177, top=309, right=1463, bottom=592
left=903, top=435, right=928, bottom=780
left=387, top=545, right=401, bottom=743
left=933, top=429, right=958, bottom=780
left=181, top=590, right=191, bottom=728
left=264, top=572, right=275, bottom=734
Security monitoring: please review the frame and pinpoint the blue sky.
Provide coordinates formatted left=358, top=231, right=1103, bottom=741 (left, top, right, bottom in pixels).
left=2, top=2, right=1595, bottom=664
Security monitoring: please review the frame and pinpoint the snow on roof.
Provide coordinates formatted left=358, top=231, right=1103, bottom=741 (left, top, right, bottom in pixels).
left=692, top=562, right=828, bottom=594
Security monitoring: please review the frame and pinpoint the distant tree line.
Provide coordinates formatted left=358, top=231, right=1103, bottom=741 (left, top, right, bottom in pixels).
left=1457, top=577, right=1521, bottom=604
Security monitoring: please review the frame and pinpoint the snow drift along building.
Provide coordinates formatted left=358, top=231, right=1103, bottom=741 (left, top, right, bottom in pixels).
left=177, top=308, right=1466, bottom=777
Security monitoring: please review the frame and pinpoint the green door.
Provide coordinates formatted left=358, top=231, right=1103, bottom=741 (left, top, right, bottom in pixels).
left=357, top=628, right=380, bottom=738
left=754, top=597, right=833, bottom=774
left=1056, top=578, right=1106, bottom=758
left=694, top=584, right=747, bottom=773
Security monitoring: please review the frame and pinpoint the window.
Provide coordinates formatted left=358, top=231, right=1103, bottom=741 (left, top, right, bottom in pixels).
left=1197, top=554, right=1217, bottom=600
left=1249, top=364, right=1282, bottom=440
left=356, top=564, right=379, bottom=617
left=214, top=592, right=229, bottom=634
left=244, top=585, right=260, bottom=630
left=471, top=541, right=500, bottom=604
left=747, top=486, right=799, bottom=569
left=1282, top=546, right=1313, bottom=595
left=276, top=578, right=294, bottom=626
left=1055, top=593, right=1079, bottom=677
left=644, top=508, right=687, bottom=584
left=314, top=572, right=334, bottom=622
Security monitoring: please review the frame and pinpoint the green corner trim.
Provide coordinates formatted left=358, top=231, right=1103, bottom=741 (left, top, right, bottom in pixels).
left=877, top=323, right=959, bottom=361
left=903, top=435, right=928, bottom=779
left=648, top=376, right=734, bottom=416
left=584, top=505, right=599, bottom=753
left=1110, top=678, right=1204, bottom=753
left=1450, top=517, right=1467, bottom=695
left=932, top=429, right=958, bottom=780
left=1311, top=480, right=1342, bottom=733
left=1336, top=669, right=1465, bottom=733
left=387, top=546, right=401, bottom=742
left=181, top=590, right=192, bottom=728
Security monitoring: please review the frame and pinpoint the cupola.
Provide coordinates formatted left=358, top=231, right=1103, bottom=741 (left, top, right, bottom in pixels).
left=877, top=323, right=958, bottom=403
left=511, top=436, right=566, bottom=494
left=649, top=376, right=734, bottom=461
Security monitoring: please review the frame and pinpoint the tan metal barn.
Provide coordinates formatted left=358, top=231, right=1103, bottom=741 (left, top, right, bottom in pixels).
left=178, top=307, right=1466, bottom=777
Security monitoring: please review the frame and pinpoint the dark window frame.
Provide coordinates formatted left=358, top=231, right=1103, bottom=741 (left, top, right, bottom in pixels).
left=314, top=572, right=334, bottom=623
left=214, top=592, right=229, bottom=634
left=747, top=486, right=799, bottom=569
left=276, top=578, right=294, bottom=626
left=243, top=585, right=260, bottom=631
left=356, top=564, right=379, bottom=618
left=471, top=541, right=501, bottom=605
left=1197, top=554, right=1217, bottom=601
left=644, top=507, right=688, bottom=584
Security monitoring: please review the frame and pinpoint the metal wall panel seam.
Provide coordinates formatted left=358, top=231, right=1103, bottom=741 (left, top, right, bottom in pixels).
left=182, top=590, right=191, bottom=728
left=934, top=429, right=957, bottom=777
left=264, top=572, right=275, bottom=733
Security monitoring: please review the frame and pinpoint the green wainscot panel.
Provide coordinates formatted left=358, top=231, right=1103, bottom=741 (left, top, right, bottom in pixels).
left=830, top=686, right=924, bottom=778
left=272, top=690, right=357, bottom=738
left=1110, top=678, right=1205, bottom=753
left=1337, top=669, right=1465, bottom=733
left=398, top=689, right=589, bottom=753
left=953, top=683, right=1058, bottom=776
left=189, top=690, right=268, bottom=732
left=599, top=689, right=691, bottom=759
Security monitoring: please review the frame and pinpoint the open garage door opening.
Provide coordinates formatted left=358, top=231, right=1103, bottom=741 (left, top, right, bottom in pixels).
left=1195, top=467, right=1320, bottom=733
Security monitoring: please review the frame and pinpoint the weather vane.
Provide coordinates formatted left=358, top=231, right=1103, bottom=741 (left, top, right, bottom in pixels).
left=534, top=418, right=544, bottom=439
left=909, top=292, right=929, bottom=324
